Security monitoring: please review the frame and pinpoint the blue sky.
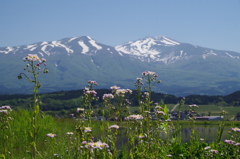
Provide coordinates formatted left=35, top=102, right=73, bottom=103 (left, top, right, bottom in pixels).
left=0, top=0, right=240, bottom=52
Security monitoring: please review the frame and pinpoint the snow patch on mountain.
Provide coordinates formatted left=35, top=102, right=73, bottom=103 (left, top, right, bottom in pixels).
left=202, top=50, right=217, bottom=59
left=115, top=36, right=183, bottom=63
left=38, top=52, right=44, bottom=57
left=115, top=37, right=160, bottom=56
left=226, top=52, right=240, bottom=59
left=78, top=41, right=89, bottom=54
left=68, top=37, right=78, bottom=43
left=0, top=47, right=14, bottom=54
left=52, top=41, right=74, bottom=54
left=89, top=39, right=102, bottom=50
left=41, top=45, right=51, bottom=56
left=160, top=36, right=180, bottom=45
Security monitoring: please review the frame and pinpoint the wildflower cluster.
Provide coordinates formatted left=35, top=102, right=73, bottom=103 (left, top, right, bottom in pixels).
left=0, top=106, right=12, bottom=115
left=134, top=77, right=144, bottom=90
left=0, top=106, right=13, bottom=129
left=141, top=70, right=161, bottom=88
left=102, top=93, right=114, bottom=100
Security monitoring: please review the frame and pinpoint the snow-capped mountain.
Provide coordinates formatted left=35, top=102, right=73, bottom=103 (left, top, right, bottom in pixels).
left=1, top=35, right=240, bottom=96
left=115, top=36, right=240, bottom=64
left=0, top=36, right=119, bottom=56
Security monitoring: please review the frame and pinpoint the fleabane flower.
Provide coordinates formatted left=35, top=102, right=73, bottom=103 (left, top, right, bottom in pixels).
left=156, top=111, right=166, bottom=116
left=108, top=125, right=119, bottom=129
left=110, top=85, right=120, bottom=90
left=188, top=104, right=199, bottom=108
left=23, top=54, right=41, bottom=62
left=76, top=108, right=84, bottom=113
left=66, top=132, right=74, bottom=135
left=204, top=146, right=211, bottom=150
left=235, top=143, right=240, bottom=146
left=88, top=80, right=98, bottom=86
left=84, top=90, right=97, bottom=95
left=85, top=141, right=109, bottom=150
left=155, top=106, right=163, bottom=110
left=103, top=93, right=114, bottom=100
left=231, top=127, right=240, bottom=132
left=46, top=133, right=56, bottom=138
left=139, top=134, right=147, bottom=139
left=0, top=106, right=12, bottom=112
left=125, top=114, right=143, bottom=120
left=84, top=127, right=92, bottom=133
left=116, top=89, right=132, bottom=95
left=224, top=140, right=236, bottom=144
left=209, top=149, right=218, bottom=154
left=142, top=70, right=158, bottom=77
left=0, top=110, right=8, bottom=114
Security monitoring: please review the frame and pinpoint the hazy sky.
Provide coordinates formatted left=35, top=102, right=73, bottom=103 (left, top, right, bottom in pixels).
left=0, top=0, right=240, bottom=52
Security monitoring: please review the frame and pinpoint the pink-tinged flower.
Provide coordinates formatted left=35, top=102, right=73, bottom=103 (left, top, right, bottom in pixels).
left=235, top=143, right=240, bottom=146
left=103, top=93, right=114, bottom=100
left=204, top=146, right=211, bottom=150
left=82, top=141, right=87, bottom=144
left=142, top=70, right=157, bottom=76
left=155, top=106, right=163, bottom=109
left=224, top=140, right=236, bottom=144
left=110, top=85, right=120, bottom=90
left=0, top=110, right=8, bottom=114
left=231, top=127, right=240, bottom=132
left=1, top=106, right=11, bottom=110
left=24, top=54, right=41, bottom=62
left=188, top=104, right=199, bottom=108
left=84, top=127, right=92, bottom=133
left=85, top=141, right=109, bottom=150
left=42, top=58, right=46, bottom=62
left=209, top=149, right=218, bottom=154
left=88, top=80, right=98, bottom=86
left=108, top=125, right=119, bottom=129
left=156, top=111, right=166, bottom=115
left=46, top=133, right=56, bottom=138
left=125, top=114, right=143, bottom=120
left=66, top=132, right=74, bottom=135
left=200, top=138, right=204, bottom=141
left=76, top=108, right=84, bottom=113
left=139, top=134, right=147, bottom=139
left=166, top=154, right=172, bottom=157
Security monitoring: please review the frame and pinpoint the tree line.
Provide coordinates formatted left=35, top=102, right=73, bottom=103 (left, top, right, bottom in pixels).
left=0, top=89, right=240, bottom=111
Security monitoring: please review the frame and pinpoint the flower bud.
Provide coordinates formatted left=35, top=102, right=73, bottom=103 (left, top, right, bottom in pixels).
left=17, top=75, right=22, bottom=79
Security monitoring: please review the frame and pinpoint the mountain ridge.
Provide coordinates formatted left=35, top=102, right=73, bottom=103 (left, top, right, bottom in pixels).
left=0, top=35, right=240, bottom=96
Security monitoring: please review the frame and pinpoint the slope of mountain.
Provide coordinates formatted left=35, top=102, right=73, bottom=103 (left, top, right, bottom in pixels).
left=0, top=35, right=240, bottom=96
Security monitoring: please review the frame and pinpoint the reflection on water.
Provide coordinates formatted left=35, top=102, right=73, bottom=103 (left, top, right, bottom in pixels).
left=180, top=126, right=228, bottom=143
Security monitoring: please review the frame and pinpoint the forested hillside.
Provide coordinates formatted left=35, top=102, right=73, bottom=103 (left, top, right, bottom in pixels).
left=1, top=89, right=240, bottom=111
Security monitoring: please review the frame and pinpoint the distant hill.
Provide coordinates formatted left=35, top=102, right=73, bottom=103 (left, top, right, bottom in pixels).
left=1, top=36, right=240, bottom=96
